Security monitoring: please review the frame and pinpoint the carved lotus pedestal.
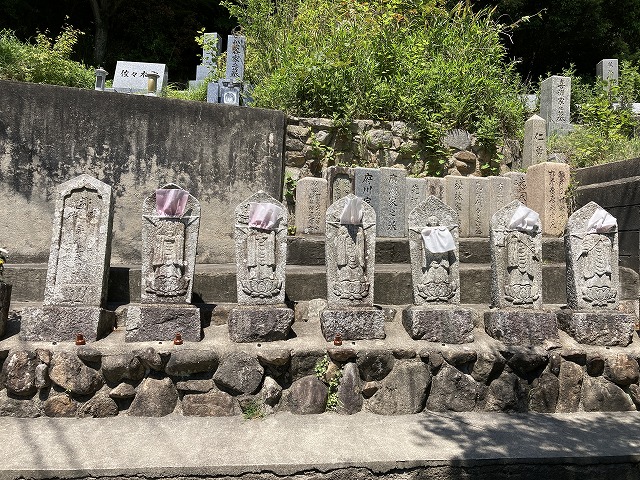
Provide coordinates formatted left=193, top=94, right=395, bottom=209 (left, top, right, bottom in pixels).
left=20, top=306, right=115, bottom=342
left=320, top=307, right=386, bottom=341
left=403, top=305, right=474, bottom=344
left=125, top=304, right=201, bottom=342
left=557, top=310, right=635, bottom=347
left=228, top=305, right=294, bottom=343
left=484, top=309, right=559, bottom=346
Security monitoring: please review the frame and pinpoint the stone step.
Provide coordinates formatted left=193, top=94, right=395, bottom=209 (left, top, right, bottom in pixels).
left=5, top=263, right=638, bottom=306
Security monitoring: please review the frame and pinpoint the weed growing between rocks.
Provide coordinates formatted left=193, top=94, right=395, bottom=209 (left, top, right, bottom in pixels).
left=241, top=399, right=266, bottom=419
left=315, top=354, right=343, bottom=412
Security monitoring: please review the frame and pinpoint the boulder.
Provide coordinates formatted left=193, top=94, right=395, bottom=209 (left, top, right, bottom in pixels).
left=367, top=361, right=430, bottom=415
left=78, top=388, right=119, bottom=418
left=556, top=361, right=583, bottom=413
left=483, top=371, right=528, bottom=412
left=529, top=372, right=559, bottom=413
left=260, top=376, right=283, bottom=407
left=128, top=377, right=178, bottom=417
left=133, top=347, right=165, bottom=371
left=582, top=376, right=636, bottom=412
left=604, top=354, right=639, bottom=386
left=109, top=383, right=137, bottom=399
left=471, top=352, right=505, bottom=384
left=2, top=350, right=39, bottom=396
left=165, top=350, right=218, bottom=377
left=0, top=390, right=42, bottom=417
left=336, top=363, right=363, bottom=415
left=49, top=352, right=103, bottom=395
left=44, top=395, right=78, bottom=417
left=426, top=363, right=481, bottom=412
left=213, top=352, right=264, bottom=395
left=357, top=350, right=394, bottom=382
left=284, top=375, right=328, bottom=414
left=101, top=354, right=145, bottom=384
left=182, top=389, right=239, bottom=416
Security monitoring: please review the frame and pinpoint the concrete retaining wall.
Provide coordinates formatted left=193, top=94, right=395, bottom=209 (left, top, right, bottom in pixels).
left=0, top=80, right=285, bottom=264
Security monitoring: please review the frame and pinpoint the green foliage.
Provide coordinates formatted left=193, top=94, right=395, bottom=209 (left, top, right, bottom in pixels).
left=314, top=354, right=342, bottom=411
left=164, top=80, right=209, bottom=101
left=241, top=399, right=265, bottom=419
left=314, top=355, right=329, bottom=379
left=223, top=0, right=525, bottom=171
left=0, top=25, right=94, bottom=88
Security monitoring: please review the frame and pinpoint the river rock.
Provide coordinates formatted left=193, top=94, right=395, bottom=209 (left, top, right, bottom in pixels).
left=582, top=376, right=636, bottom=412
left=367, top=361, right=430, bottom=415
left=182, top=389, right=239, bottom=416
left=128, top=377, right=178, bottom=417
left=284, top=375, right=328, bottom=414
left=213, top=352, right=264, bottom=395
left=49, top=352, right=103, bottom=395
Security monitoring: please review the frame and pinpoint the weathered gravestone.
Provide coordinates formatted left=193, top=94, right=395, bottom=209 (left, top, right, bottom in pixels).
left=526, top=162, right=570, bottom=236
left=425, top=177, right=445, bottom=200
left=484, top=200, right=559, bottom=345
left=489, top=176, right=514, bottom=218
left=444, top=175, right=471, bottom=237
left=320, top=194, right=385, bottom=340
left=354, top=167, right=380, bottom=215
left=503, top=172, right=527, bottom=205
left=295, top=177, right=328, bottom=235
left=405, top=178, right=426, bottom=222
left=522, top=115, right=548, bottom=168
left=403, top=196, right=474, bottom=343
left=378, top=167, right=406, bottom=238
left=325, top=166, right=354, bottom=204
left=228, top=191, right=293, bottom=342
left=225, top=35, right=246, bottom=82
left=190, top=32, right=222, bottom=90
left=557, top=202, right=635, bottom=346
left=0, top=249, right=11, bottom=339
left=112, top=61, right=168, bottom=94
left=540, top=75, right=571, bottom=136
left=597, top=59, right=618, bottom=87
left=20, top=175, right=115, bottom=342
left=125, top=184, right=201, bottom=342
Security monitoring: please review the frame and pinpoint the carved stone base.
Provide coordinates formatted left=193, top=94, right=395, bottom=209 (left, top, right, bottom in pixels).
left=557, top=310, right=635, bottom=346
left=403, top=305, right=474, bottom=344
left=320, top=307, right=386, bottom=341
left=125, top=304, right=201, bottom=342
left=20, top=305, right=114, bottom=342
left=228, top=305, right=294, bottom=343
left=0, top=282, right=11, bottom=339
left=484, top=309, right=559, bottom=346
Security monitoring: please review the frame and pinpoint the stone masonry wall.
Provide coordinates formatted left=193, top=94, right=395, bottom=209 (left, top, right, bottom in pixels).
left=2, top=307, right=640, bottom=418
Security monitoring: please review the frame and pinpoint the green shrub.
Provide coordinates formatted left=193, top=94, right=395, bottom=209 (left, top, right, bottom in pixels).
left=223, top=0, right=526, bottom=173
left=0, top=26, right=94, bottom=88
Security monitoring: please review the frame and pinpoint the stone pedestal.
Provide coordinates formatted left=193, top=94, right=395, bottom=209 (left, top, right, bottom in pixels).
left=484, top=310, right=558, bottom=346
left=228, top=305, right=294, bottom=342
left=320, top=307, right=386, bottom=341
left=125, top=304, right=201, bottom=342
left=20, top=306, right=115, bottom=342
left=557, top=310, right=635, bottom=347
left=0, top=282, right=11, bottom=339
left=402, top=305, right=474, bottom=344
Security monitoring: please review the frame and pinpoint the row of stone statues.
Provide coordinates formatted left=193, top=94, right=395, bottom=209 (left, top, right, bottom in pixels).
left=14, top=174, right=634, bottom=349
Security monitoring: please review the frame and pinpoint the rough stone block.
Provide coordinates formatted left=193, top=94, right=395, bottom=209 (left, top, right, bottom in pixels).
left=124, top=304, right=201, bottom=342
left=20, top=306, right=115, bottom=342
left=228, top=305, right=294, bottom=342
left=402, top=306, right=474, bottom=343
left=320, top=307, right=386, bottom=341
left=484, top=310, right=559, bottom=346
left=526, top=162, right=570, bottom=236
left=557, top=311, right=635, bottom=346
left=295, top=177, right=328, bottom=234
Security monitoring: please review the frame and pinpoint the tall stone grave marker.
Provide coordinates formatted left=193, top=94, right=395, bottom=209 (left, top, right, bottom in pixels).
left=425, top=177, right=445, bottom=200
left=126, top=184, right=201, bottom=342
left=484, top=200, right=559, bottom=345
left=526, top=162, right=570, bottom=236
left=295, top=177, right=328, bottom=234
left=596, top=59, right=618, bottom=87
left=503, top=172, right=527, bottom=205
left=445, top=175, right=471, bottom=237
left=522, top=115, right=548, bottom=168
left=557, top=202, right=635, bottom=346
left=226, top=35, right=246, bottom=82
left=320, top=194, right=385, bottom=340
left=405, top=178, right=427, bottom=221
left=403, top=196, right=474, bottom=343
left=469, top=177, right=490, bottom=237
left=228, top=191, right=293, bottom=342
left=20, top=175, right=115, bottom=342
left=378, top=167, right=406, bottom=237
left=540, top=75, right=571, bottom=136
left=190, top=32, right=222, bottom=90
left=354, top=167, right=380, bottom=214
left=325, top=166, right=354, bottom=204
left=489, top=176, right=514, bottom=218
